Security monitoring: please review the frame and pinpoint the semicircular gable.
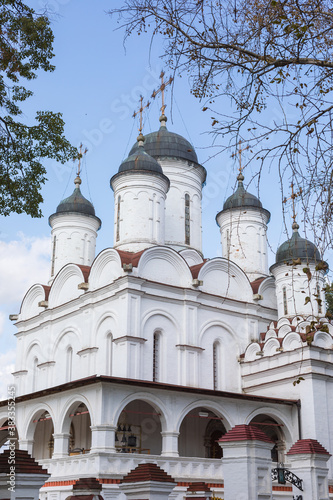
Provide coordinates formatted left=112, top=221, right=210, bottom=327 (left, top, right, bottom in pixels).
left=48, top=264, right=85, bottom=308
left=89, top=248, right=122, bottom=291
left=258, top=277, right=277, bottom=309
left=179, top=248, right=204, bottom=267
left=244, top=342, right=261, bottom=361
left=137, top=247, right=192, bottom=287
left=282, top=332, right=302, bottom=351
left=198, top=258, right=253, bottom=301
left=263, top=338, right=280, bottom=356
left=313, top=331, right=333, bottom=349
left=20, top=284, right=49, bottom=321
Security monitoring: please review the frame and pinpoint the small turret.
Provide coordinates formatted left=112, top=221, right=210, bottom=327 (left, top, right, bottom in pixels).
left=48, top=159, right=101, bottom=279
left=270, top=221, right=327, bottom=318
left=110, top=134, right=170, bottom=252
left=216, top=169, right=270, bottom=281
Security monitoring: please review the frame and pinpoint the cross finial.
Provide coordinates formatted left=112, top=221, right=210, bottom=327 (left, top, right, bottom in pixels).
left=133, top=95, right=150, bottom=136
left=283, top=181, right=302, bottom=230
left=151, top=70, right=174, bottom=119
left=232, top=140, right=249, bottom=181
left=75, top=143, right=88, bottom=187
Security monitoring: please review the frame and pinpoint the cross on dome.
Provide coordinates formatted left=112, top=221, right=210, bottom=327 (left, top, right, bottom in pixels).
left=133, top=95, right=150, bottom=141
left=75, top=143, right=88, bottom=187
left=283, top=181, right=303, bottom=231
left=151, top=70, right=173, bottom=124
left=232, top=140, right=249, bottom=182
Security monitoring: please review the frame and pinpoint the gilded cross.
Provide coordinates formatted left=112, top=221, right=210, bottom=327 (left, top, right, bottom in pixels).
left=232, top=140, right=249, bottom=174
left=77, top=143, right=88, bottom=177
left=133, top=95, right=150, bottom=134
left=151, top=71, right=173, bottom=115
left=283, top=182, right=303, bottom=223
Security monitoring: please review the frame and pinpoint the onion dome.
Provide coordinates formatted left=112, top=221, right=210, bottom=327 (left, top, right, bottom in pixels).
left=219, top=173, right=271, bottom=223
left=223, top=173, right=263, bottom=210
left=111, top=134, right=170, bottom=187
left=129, top=116, right=202, bottom=167
left=55, top=176, right=96, bottom=216
left=275, top=222, right=321, bottom=264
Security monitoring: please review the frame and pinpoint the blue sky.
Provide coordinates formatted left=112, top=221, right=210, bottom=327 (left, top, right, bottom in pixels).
left=0, top=0, right=321, bottom=399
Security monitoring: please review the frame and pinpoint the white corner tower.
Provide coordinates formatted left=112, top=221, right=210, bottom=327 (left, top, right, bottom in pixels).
left=110, top=134, right=170, bottom=252
left=270, top=221, right=327, bottom=319
left=216, top=171, right=270, bottom=281
left=48, top=176, right=101, bottom=279
left=128, top=115, right=206, bottom=255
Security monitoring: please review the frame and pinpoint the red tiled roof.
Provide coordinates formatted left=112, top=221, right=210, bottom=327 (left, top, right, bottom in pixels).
left=73, top=477, right=101, bottom=491
left=187, top=482, right=211, bottom=492
left=219, top=424, right=273, bottom=443
left=122, top=463, right=175, bottom=484
left=42, top=285, right=51, bottom=301
left=116, top=249, right=145, bottom=268
left=189, top=262, right=206, bottom=279
left=0, top=449, right=49, bottom=474
left=287, top=439, right=331, bottom=456
left=66, top=496, right=103, bottom=500
left=250, top=277, right=266, bottom=294
left=77, top=265, right=91, bottom=282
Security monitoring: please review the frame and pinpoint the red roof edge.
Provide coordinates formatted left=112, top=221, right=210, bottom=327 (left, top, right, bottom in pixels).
left=42, top=285, right=51, bottom=301
left=187, top=482, right=211, bottom=492
left=122, top=463, right=175, bottom=484
left=250, top=277, right=266, bottom=294
left=190, top=262, right=206, bottom=279
left=77, top=265, right=91, bottom=282
left=219, top=424, right=273, bottom=444
left=287, top=439, right=331, bottom=456
left=116, top=249, right=145, bottom=268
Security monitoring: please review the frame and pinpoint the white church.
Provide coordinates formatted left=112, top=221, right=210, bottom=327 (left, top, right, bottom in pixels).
left=0, top=103, right=333, bottom=500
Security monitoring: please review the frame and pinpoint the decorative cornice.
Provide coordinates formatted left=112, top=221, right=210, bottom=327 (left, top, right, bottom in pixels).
left=77, top=347, right=99, bottom=356
left=113, top=335, right=147, bottom=344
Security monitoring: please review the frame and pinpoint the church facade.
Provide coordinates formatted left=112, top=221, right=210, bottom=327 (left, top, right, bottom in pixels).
left=1, top=112, right=333, bottom=499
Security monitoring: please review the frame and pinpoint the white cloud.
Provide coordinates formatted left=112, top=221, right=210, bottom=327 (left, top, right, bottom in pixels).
left=0, top=349, right=16, bottom=401
left=0, top=233, right=51, bottom=401
left=0, top=233, right=50, bottom=305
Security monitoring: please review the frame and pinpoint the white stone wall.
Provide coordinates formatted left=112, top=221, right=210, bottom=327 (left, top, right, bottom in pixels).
left=111, top=172, right=169, bottom=252
left=270, top=262, right=326, bottom=318
left=49, top=213, right=100, bottom=279
left=216, top=207, right=270, bottom=281
left=158, top=159, right=206, bottom=254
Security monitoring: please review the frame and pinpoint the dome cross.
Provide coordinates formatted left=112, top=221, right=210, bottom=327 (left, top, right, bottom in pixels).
left=151, top=70, right=173, bottom=117
left=133, top=95, right=151, bottom=135
left=283, top=182, right=303, bottom=229
left=77, top=143, right=88, bottom=178
left=232, top=140, right=249, bottom=180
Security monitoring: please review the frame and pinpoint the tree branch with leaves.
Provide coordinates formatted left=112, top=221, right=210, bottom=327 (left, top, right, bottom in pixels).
left=0, top=0, right=77, bottom=217
left=110, top=0, right=333, bottom=253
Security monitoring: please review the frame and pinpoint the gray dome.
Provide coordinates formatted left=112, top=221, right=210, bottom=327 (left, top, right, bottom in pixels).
left=129, top=124, right=198, bottom=164
left=56, top=183, right=95, bottom=217
left=276, top=228, right=321, bottom=264
left=118, top=145, right=164, bottom=174
left=223, top=177, right=262, bottom=210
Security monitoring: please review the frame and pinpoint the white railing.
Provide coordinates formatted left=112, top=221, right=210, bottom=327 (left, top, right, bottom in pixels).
left=39, top=452, right=224, bottom=482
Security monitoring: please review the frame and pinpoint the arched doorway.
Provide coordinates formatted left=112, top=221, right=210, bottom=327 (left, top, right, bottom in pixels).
left=250, top=414, right=285, bottom=463
left=179, top=407, right=226, bottom=458
left=32, top=411, right=54, bottom=459
left=68, top=403, right=91, bottom=455
left=116, top=400, right=162, bottom=455
left=0, top=419, right=19, bottom=451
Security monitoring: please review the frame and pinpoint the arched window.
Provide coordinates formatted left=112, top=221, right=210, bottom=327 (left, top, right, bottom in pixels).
left=283, top=287, right=288, bottom=315
left=185, top=194, right=190, bottom=245
left=116, top=195, right=121, bottom=242
left=51, top=236, right=56, bottom=277
left=153, top=331, right=161, bottom=382
left=106, top=333, right=113, bottom=375
left=213, top=342, right=220, bottom=390
left=66, top=347, right=73, bottom=382
left=316, top=284, right=322, bottom=314
left=32, top=357, right=38, bottom=392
